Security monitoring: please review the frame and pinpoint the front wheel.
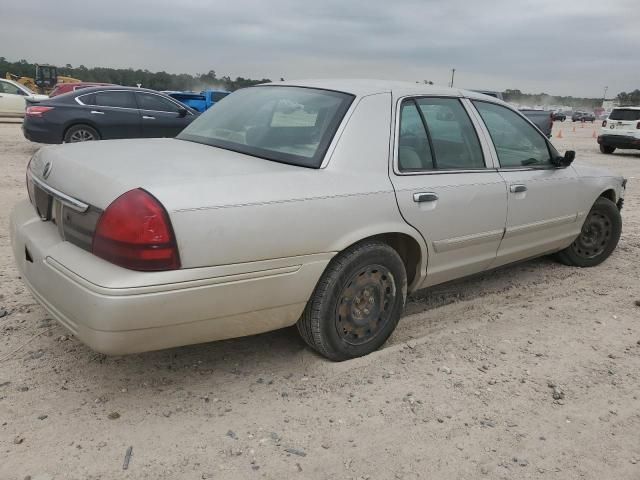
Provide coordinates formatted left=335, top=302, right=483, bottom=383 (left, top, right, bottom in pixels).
left=556, top=197, right=621, bottom=267
left=600, top=144, right=615, bottom=154
left=297, top=241, right=407, bottom=361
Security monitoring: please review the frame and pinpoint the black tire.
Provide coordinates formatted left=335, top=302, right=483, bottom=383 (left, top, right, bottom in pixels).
left=556, top=197, right=621, bottom=267
left=297, top=241, right=407, bottom=361
left=64, top=124, right=100, bottom=143
left=600, top=144, right=615, bottom=154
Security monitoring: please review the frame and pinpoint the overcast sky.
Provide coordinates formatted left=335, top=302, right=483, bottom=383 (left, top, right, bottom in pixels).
left=1, top=0, right=638, bottom=97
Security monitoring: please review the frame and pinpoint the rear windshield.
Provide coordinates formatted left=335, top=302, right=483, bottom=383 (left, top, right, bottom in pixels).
left=609, top=109, right=640, bottom=121
left=177, top=86, right=354, bottom=168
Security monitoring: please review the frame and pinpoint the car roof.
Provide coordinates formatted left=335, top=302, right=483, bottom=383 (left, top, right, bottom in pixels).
left=264, top=79, right=501, bottom=102
left=71, top=85, right=165, bottom=95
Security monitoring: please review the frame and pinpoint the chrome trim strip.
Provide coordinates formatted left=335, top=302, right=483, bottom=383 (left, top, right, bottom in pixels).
left=30, top=174, right=89, bottom=213
left=504, top=214, right=577, bottom=239
left=432, top=229, right=504, bottom=253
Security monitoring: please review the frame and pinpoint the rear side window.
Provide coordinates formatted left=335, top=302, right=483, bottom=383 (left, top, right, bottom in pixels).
left=94, top=91, right=137, bottom=109
left=397, top=97, right=484, bottom=171
left=473, top=101, right=551, bottom=168
left=0, top=81, right=23, bottom=95
left=77, top=93, right=96, bottom=105
left=416, top=98, right=485, bottom=169
left=136, top=92, right=181, bottom=112
left=609, top=109, right=640, bottom=121
left=398, top=101, right=434, bottom=170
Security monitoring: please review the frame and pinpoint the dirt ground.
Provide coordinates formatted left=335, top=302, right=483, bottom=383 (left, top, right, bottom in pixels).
left=1, top=119, right=639, bottom=480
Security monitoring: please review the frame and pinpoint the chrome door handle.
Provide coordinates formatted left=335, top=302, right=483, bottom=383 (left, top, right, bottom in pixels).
left=413, top=192, right=439, bottom=203
left=90, top=110, right=104, bottom=115
left=142, top=115, right=155, bottom=120
left=510, top=184, right=527, bottom=193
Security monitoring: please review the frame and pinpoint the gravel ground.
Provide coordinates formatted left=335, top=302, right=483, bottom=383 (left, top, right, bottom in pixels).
left=1, top=120, right=639, bottom=480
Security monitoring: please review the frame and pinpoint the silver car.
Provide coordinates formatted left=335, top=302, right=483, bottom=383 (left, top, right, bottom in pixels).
left=10, top=80, right=625, bottom=361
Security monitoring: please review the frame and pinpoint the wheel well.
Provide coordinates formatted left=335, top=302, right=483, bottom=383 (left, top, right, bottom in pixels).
left=599, top=189, right=616, bottom=203
left=367, top=233, right=422, bottom=287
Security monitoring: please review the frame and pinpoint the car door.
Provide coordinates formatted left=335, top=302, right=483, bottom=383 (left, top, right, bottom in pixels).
left=135, top=92, right=195, bottom=138
left=0, top=80, right=27, bottom=116
left=82, top=90, right=142, bottom=139
left=390, top=96, right=508, bottom=287
left=471, top=100, right=582, bottom=267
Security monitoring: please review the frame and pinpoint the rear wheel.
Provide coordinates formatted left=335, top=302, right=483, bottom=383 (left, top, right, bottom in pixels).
left=600, top=144, right=615, bottom=154
left=556, top=197, right=621, bottom=267
left=297, top=241, right=407, bottom=361
left=64, top=124, right=100, bottom=143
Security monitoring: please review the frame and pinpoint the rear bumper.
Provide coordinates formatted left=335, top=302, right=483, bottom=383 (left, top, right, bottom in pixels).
left=22, top=119, right=63, bottom=144
left=597, top=134, right=640, bottom=150
left=10, top=199, right=330, bottom=355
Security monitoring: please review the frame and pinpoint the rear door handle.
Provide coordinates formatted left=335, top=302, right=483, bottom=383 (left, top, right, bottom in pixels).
left=413, top=192, right=439, bottom=203
left=142, top=115, right=155, bottom=120
left=510, top=184, right=527, bottom=193
left=90, top=110, right=104, bottom=115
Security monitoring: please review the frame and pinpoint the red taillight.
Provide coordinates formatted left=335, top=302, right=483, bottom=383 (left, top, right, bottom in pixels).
left=602, top=120, right=607, bottom=128
left=25, top=106, right=54, bottom=117
left=92, top=189, right=180, bottom=271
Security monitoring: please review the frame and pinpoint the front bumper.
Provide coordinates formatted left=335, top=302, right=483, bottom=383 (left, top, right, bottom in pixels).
left=597, top=134, right=640, bottom=150
left=10, top=199, right=329, bottom=355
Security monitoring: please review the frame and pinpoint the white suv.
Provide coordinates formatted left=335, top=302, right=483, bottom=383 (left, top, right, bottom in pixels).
left=599, top=106, right=640, bottom=154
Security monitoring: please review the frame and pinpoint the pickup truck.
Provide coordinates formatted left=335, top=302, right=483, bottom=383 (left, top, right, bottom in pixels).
left=164, top=89, right=230, bottom=113
left=519, top=109, right=553, bottom=138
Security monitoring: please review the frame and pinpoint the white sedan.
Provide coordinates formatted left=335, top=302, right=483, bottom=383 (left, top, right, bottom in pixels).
left=0, top=78, right=48, bottom=117
left=10, top=80, right=625, bottom=360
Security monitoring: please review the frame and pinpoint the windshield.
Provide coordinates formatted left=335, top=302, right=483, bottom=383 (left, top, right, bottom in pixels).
left=178, top=86, right=354, bottom=168
left=609, top=109, right=640, bottom=121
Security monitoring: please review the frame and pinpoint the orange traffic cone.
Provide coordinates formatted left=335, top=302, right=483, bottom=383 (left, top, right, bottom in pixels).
left=557, top=129, right=563, bottom=139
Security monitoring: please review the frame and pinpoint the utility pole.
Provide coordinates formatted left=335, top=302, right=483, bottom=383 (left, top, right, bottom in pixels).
left=450, top=68, right=456, bottom=88
left=602, top=86, right=608, bottom=105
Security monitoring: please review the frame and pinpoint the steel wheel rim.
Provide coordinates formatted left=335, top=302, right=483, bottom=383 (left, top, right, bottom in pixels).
left=335, top=264, right=396, bottom=346
left=572, top=211, right=611, bottom=259
left=69, top=129, right=95, bottom=142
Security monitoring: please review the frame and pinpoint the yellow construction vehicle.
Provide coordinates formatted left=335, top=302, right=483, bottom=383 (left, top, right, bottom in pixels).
left=5, top=64, right=81, bottom=94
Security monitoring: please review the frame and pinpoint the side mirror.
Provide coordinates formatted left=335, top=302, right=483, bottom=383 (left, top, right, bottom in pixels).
left=178, top=108, right=188, bottom=118
left=552, top=150, right=575, bottom=167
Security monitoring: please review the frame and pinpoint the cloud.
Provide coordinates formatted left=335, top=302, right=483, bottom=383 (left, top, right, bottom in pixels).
left=1, top=0, right=638, bottom=96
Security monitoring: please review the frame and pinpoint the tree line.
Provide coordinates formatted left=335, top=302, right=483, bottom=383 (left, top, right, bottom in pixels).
left=0, top=58, right=271, bottom=92
left=2, top=57, right=639, bottom=105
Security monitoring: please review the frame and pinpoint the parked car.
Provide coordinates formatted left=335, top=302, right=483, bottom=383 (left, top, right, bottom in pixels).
left=518, top=109, right=554, bottom=137
left=49, top=82, right=114, bottom=97
left=0, top=78, right=49, bottom=117
left=11, top=80, right=625, bottom=361
left=598, top=106, right=640, bottom=154
left=572, top=111, right=595, bottom=122
left=22, top=86, right=198, bottom=143
left=552, top=111, right=567, bottom=121
left=164, top=89, right=230, bottom=112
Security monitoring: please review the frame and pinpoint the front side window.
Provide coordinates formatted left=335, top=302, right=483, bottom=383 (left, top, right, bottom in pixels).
left=94, top=91, right=137, bottom=109
left=397, top=97, right=485, bottom=171
left=137, top=93, right=182, bottom=113
left=474, top=101, right=551, bottom=168
left=178, top=86, right=354, bottom=168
